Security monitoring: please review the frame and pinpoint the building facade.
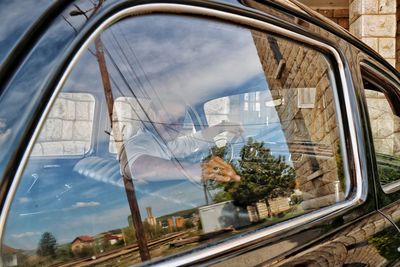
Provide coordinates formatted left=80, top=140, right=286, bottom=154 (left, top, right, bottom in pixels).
left=71, top=236, right=94, bottom=255
left=300, top=0, right=399, bottom=69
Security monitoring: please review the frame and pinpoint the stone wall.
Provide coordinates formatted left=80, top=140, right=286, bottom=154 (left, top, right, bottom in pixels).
left=258, top=198, right=291, bottom=217
left=247, top=198, right=291, bottom=222
left=311, top=1, right=399, bottom=70
left=350, top=0, right=397, bottom=66
left=32, top=93, right=95, bottom=156
left=251, top=32, right=343, bottom=210
left=365, top=90, right=400, bottom=155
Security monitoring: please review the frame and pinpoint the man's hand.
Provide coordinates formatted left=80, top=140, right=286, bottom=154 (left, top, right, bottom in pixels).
left=202, top=156, right=240, bottom=182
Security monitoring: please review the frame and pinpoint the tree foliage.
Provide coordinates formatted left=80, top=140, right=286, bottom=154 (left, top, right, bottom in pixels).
left=184, top=219, right=195, bottom=229
left=143, top=221, right=166, bottom=239
left=37, top=232, right=57, bottom=258
left=209, top=138, right=296, bottom=214
left=376, top=153, right=400, bottom=186
left=56, top=244, right=73, bottom=261
left=123, top=226, right=137, bottom=245
left=76, top=246, right=94, bottom=258
left=369, top=227, right=400, bottom=262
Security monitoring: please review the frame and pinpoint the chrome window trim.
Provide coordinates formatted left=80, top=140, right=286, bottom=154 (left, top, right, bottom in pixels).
left=0, top=3, right=365, bottom=266
left=382, top=180, right=400, bottom=194
left=361, top=60, right=400, bottom=86
left=361, top=61, right=400, bottom=194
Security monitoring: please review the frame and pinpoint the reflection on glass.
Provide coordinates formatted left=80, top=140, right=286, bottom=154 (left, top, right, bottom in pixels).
left=31, top=93, right=95, bottom=157
left=203, top=138, right=296, bottom=220
left=364, top=88, right=400, bottom=189
left=1, top=14, right=346, bottom=266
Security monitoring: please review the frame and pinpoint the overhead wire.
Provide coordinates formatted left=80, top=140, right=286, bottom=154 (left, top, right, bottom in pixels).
left=110, top=29, right=149, bottom=98
left=101, top=41, right=204, bottom=189
left=104, top=30, right=147, bottom=97
left=117, top=24, right=154, bottom=99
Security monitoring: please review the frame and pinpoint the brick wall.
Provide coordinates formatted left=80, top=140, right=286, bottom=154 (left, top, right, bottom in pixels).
left=251, top=32, right=344, bottom=210
left=316, top=8, right=350, bottom=30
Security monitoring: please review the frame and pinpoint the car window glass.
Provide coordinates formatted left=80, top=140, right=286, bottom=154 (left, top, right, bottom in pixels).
left=363, top=71, right=400, bottom=191
left=109, top=97, right=195, bottom=153
left=1, top=14, right=347, bottom=266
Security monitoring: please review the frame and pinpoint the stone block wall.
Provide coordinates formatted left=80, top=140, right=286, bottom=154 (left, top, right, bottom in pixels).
left=247, top=205, right=259, bottom=222
left=251, top=32, right=344, bottom=210
left=350, top=0, right=397, bottom=66
left=311, top=1, right=399, bottom=71
left=268, top=197, right=291, bottom=215
left=246, top=198, right=291, bottom=222
left=32, top=93, right=95, bottom=156
left=365, top=90, right=400, bottom=155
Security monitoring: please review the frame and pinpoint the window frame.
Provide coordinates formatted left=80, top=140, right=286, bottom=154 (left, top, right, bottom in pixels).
left=0, top=3, right=365, bottom=266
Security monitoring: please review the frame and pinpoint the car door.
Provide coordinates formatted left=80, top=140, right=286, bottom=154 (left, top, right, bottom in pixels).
left=357, top=59, right=400, bottom=265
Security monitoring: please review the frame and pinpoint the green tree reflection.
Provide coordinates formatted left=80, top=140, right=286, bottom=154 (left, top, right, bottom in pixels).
left=37, top=232, right=57, bottom=258
left=206, top=138, right=296, bottom=217
left=369, top=227, right=400, bottom=263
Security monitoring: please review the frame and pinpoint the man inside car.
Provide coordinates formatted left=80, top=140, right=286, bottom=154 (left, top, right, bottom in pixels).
left=120, top=97, right=243, bottom=184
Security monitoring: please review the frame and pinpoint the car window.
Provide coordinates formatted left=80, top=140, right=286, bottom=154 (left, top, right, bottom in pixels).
left=109, top=97, right=195, bottom=153
left=362, top=66, right=400, bottom=192
left=1, top=14, right=348, bottom=266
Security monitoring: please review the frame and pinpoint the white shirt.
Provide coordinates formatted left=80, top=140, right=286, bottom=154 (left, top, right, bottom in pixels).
left=122, top=128, right=209, bottom=182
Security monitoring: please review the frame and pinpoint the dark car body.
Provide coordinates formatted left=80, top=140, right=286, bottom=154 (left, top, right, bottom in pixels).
left=1, top=0, right=400, bottom=266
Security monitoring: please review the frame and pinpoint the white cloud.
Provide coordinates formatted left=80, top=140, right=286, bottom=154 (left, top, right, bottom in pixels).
left=18, top=197, right=30, bottom=204
left=11, top=231, right=40, bottom=239
left=19, top=211, right=45, bottom=217
left=72, top=201, right=100, bottom=209
left=102, top=18, right=264, bottom=106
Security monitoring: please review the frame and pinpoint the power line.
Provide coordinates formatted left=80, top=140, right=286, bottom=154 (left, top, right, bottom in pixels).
left=105, top=30, right=148, bottom=98
left=110, top=28, right=149, bottom=98
left=102, top=45, right=204, bottom=188
left=117, top=24, right=154, bottom=98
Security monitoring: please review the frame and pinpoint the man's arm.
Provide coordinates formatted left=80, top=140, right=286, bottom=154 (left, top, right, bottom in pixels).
left=131, top=155, right=240, bottom=183
left=167, top=121, right=244, bottom=158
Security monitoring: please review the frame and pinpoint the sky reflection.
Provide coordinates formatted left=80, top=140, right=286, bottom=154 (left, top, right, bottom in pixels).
left=3, top=14, right=289, bottom=251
